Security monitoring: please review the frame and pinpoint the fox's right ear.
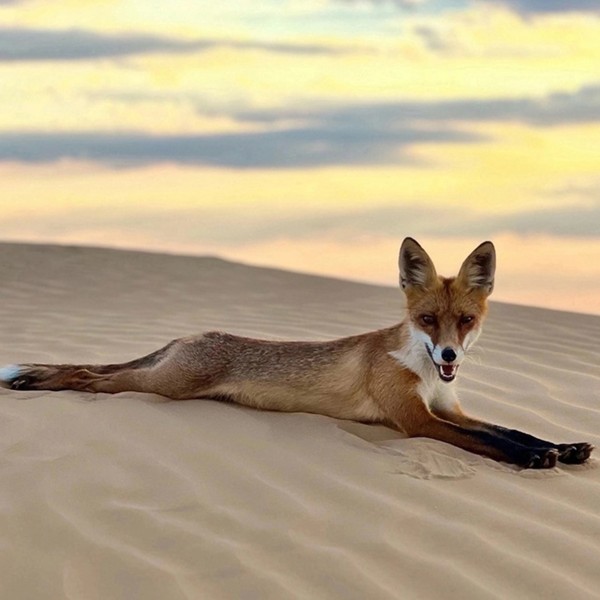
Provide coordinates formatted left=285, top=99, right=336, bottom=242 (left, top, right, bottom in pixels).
left=399, top=237, right=438, bottom=291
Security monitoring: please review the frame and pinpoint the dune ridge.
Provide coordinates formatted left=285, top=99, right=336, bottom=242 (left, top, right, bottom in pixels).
left=0, top=243, right=599, bottom=600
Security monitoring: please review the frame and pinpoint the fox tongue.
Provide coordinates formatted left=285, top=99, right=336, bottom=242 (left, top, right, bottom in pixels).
left=438, top=365, right=458, bottom=381
left=441, top=364, right=455, bottom=377
left=438, top=364, right=457, bottom=381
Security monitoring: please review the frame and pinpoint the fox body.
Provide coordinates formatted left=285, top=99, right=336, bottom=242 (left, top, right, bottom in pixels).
left=0, top=238, right=593, bottom=469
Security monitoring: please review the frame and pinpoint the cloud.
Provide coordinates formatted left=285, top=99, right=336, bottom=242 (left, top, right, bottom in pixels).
left=412, top=25, right=461, bottom=53
left=182, top=200, right=600, bottom=240
left=0, top=28, right=188, bottom=61
left=250, top=202, right=600, bottom=240
left=233, top=84, right=600, bottom=128
left=95, top=83, right=600, bottom=130
left=0, top=27, right=344, bottom=62
left=480, top=0, right=600, bottom=15
left=0, top=126, right=481, bottom=168
left=2, top=83, right=599, bottom=168
left=333, top=0, right=432, bottom=9
left=3, top=198, right=597, bottom=248
left=335, top=0, right=600, bottom=13
left=479, top=203, right=600, bottom=237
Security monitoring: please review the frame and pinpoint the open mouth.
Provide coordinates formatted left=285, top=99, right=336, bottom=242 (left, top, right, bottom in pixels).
left=425, top=345, right=459, bottom=382
left=437, top=363, right=458, bottom=382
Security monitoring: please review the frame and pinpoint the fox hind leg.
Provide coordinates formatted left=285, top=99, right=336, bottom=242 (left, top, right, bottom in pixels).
left=0, top=363, right=135, bottom=393
left=0, top=339, right=184, bottom=395
left=0, top=338, right=219, bottom=399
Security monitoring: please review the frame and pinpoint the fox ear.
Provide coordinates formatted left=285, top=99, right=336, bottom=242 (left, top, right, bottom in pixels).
left=457, top=241, right=496, bottom=295
left=399, top=237, right=438, bottom=291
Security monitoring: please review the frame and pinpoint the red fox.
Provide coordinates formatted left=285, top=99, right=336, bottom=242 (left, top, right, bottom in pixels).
left=0, top=238, right=593, bottom=468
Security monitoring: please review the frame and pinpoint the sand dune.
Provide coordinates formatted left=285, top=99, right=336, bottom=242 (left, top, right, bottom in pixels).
left=0, top=243, right=599, bottom=599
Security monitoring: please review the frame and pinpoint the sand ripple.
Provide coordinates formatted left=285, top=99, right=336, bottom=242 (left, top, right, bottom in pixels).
left=1, top=244, right=599, bottom=599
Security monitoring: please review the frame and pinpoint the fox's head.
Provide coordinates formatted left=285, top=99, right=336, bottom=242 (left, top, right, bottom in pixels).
left=398, top=237, right=496, bottom=383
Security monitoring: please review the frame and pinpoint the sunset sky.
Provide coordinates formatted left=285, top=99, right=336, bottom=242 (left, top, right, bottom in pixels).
left=1, top=0, right=599, bottom=314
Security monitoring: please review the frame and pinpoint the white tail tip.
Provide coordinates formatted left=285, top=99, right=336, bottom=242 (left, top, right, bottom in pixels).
left=0, top=364, right=22, bottom=382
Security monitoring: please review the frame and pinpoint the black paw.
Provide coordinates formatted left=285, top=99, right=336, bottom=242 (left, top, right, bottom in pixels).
left=557, top=442, right=594, bottom=465
left=524, top=448, right=559, bottom=469
left=10, top=375, right=37, bottom=390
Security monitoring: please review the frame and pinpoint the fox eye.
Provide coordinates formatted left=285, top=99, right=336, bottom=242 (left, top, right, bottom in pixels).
left=420, top=314, right=436, bottom=326
left=460, top=315, right=474, bottom=325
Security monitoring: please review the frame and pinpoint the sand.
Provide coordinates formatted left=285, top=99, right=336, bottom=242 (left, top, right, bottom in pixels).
left=0, top=242, right=599, bottom=600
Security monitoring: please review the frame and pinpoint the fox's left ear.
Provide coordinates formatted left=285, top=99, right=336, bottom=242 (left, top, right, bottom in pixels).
left=457, top=241, right=496, bottom=295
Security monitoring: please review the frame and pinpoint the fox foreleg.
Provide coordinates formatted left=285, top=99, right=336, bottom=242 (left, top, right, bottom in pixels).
left=433, top=407, right=594, bottom=466
left=392, top=396, right=565, bottom=469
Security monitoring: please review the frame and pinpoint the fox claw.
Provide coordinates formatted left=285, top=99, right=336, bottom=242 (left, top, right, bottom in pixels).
left=525, top=449, right=558, bottom=469
left=557, top=442, right=594, bottom=465
left=10, top=376, right=36, bottom=390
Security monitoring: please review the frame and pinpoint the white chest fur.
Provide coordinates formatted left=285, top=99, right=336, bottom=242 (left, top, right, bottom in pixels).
left=389, top=338, right=459, bottom=414
left=391, top=320, right=465, bottom=414
left=419, top=376, right=458, bottom=413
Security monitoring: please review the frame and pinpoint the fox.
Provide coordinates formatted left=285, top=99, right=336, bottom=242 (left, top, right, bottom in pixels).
left=0, top=238, right=593, bottom=469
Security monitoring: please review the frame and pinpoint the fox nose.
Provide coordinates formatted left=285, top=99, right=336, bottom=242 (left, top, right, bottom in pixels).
left=441, top=347, right=457, bottom=363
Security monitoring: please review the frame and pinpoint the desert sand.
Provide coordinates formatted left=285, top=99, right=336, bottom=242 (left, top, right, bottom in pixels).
left=0, top=243, right=599, bottom=600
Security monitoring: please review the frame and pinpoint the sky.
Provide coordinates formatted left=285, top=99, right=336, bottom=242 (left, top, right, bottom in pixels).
left=1, top=0, right=599, bottom=315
